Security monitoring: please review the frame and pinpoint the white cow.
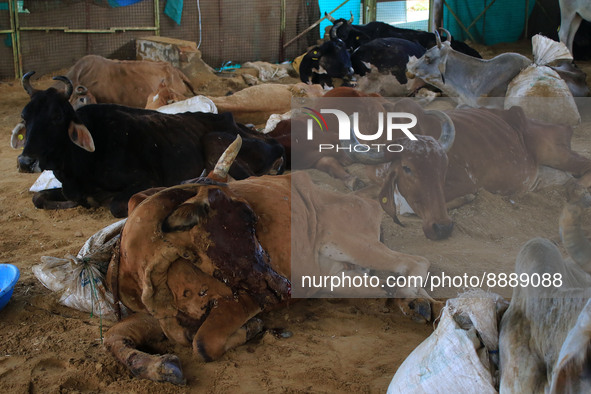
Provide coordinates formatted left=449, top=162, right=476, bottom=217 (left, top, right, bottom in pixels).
left=499, top=199, right=591, bottom=393
left=559, top=0, right=591, bottom=54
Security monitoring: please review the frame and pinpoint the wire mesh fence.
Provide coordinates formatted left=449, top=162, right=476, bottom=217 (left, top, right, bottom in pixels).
left=0, top=0, right=321, bottom=81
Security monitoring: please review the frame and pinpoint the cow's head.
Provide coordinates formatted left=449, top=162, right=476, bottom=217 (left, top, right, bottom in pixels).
left=70, top=85, right=97, bottom=110
left=120, top=136, right=290, bottom=341
left=346, top=107, right=455, bottom=240
left=325, top=11, right=368, bottom=50
left=299, top=38, right=354, bottom=86
left=15, top=72, right=95, bottom=171
left=406, top=29, right=452, bottom=92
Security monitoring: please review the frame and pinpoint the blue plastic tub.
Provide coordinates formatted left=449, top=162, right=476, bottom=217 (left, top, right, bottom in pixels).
left=0, top=264, right=20, bottom=311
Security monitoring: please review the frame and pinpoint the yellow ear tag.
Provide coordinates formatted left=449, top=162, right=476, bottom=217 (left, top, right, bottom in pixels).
left=381, top=197, right=388, bottom=204
left=18, top=134, right=24, bottom=140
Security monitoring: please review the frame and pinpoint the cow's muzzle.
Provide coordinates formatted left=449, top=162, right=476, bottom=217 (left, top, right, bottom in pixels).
left=425, top=221, right=454, bottom=241
left=17, top=154, right=41, bottom=173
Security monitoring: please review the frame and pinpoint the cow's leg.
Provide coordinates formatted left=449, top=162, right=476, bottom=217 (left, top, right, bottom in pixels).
left=315, top=157, right=365, bottom=190
left=499, top=309, right=545, bottom=393
left=318, top=240, right=436, bottom=321
left=104, top=313, right=185, bottom=385
left=193, top=296, right=263, bottom=362
left=32, top=188, right=79, bottom=210
left=559, top=11, right=580, bottom=53
left=531, top=126, right=591, bottom=187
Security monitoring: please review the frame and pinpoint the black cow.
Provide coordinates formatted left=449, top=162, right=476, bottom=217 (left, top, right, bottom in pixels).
left=325, top=12, right=481, bottom=58
left=351, top=37, right=426, bottom=83
left=299, top=37, right=354, bottom=85
left=300, top=36, right=426, bottom=86
left=14, top=72, right=285, bottom=218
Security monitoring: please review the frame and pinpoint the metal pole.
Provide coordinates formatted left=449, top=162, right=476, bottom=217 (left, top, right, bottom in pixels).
left=154, top=0, right=160, bottom=36
left=279, top=0, right=286, bottom=60
left=8, top=0, right=19, bottom=79
left=13, top=0, right=23, bottom=79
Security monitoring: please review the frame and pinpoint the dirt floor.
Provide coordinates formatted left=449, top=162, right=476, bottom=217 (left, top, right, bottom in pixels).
left=0, top=39, right=590, bottom=393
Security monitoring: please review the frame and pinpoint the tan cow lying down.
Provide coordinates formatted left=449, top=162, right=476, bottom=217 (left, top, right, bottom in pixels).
left=62, top=55, right=195, bottom=108
left=208, top=83, right=325, bottom=125
left=104, top=137, right=434, bottom=384
left=499, top=199, right=591, bottom=393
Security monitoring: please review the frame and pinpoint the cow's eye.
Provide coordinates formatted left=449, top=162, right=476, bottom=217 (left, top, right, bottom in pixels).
left=402, top=165, right=412, bottom=174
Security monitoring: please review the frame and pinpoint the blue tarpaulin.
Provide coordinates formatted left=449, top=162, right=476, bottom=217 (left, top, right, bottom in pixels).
left=107, top=0, right=144, bottom=7
left=443, top=0, right=535, bottom=45
left=164, top=0, right=183, bottom=25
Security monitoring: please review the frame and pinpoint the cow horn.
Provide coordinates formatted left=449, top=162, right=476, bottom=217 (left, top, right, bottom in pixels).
left=325, top=12, right=336, bottom=23
left=75, top=85, right=88, bottom=94
left=439, top=27, right=452, bottom=43
left=22, top=71, right=38, bottom=97
left=211, top=135, right=242, bottom=181
left=348, top=11, right=354, bottom=24
left=52, top=76, right=74, bottom=100
left=331, top=21, right=343, bottom=40
left=434, top=29, right=442, bottom=48
left=426, top=110, right=455, bottom=153
left=560, top=201, right=591, bottom=272
left=341, top=130, right=387, bottom=164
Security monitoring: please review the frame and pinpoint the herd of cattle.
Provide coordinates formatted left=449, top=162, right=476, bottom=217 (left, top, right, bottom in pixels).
left=8, top=3, right=591, bottom=391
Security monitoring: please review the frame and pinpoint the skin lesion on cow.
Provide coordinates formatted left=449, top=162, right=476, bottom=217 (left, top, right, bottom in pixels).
left=103, top=136, right=439, bottom=385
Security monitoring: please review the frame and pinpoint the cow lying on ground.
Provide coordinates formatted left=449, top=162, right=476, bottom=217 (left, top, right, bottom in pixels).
left=62, top=54, right=195, bottom=108
left=275, top=90, right=591, bottom=240
left=13, top=72, right=284, bottom=217
left=407, top=30, right=588, bottom=106
left=406, top=29, right=531, bottom=107
left=104, top=137, right=436, bottom=384
left=350, top=99, right=591, bottom=240
left=209, top=83, right=325, bottom=125
left=299, top=27, right=426, bottom=86
left=350, top=37, right=426, bottom=84
left=499, top=198, right=591, bottom=392
left=325, top=11, right=481, bottom=57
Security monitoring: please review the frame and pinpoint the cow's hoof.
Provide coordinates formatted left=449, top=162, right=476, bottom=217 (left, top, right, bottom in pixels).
left=153, top=354, right=186, bottom=386
left=245, top=317, right=265, bottom=341
left=394, top=298, right=432, bottom=323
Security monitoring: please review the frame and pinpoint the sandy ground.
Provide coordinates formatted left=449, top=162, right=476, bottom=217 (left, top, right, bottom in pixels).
left=0, top=39, right=590, bottom=393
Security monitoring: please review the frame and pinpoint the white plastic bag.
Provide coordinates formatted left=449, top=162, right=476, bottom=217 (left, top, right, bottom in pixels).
left=387, top=290, right=507, bottom=394
left=33, top=219, right=126, bottom=320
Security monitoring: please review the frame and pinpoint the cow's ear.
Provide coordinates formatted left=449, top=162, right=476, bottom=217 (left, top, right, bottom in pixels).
left=10, top=122, right=26, bottom=149
left=68, top=121, right=95, bottom=152
left=163, top=201, right=210, bottom=232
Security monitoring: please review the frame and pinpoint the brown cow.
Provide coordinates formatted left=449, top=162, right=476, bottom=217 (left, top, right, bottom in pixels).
left=347, top=99, right=591, bottom=240
left=104, top=137, right=435, bottom=384
left=62, top=55, right=195, bottom=108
